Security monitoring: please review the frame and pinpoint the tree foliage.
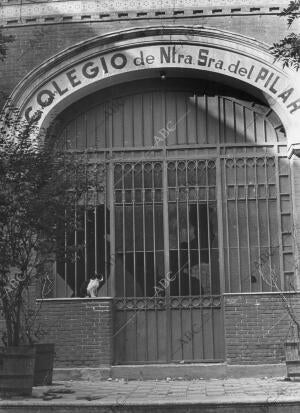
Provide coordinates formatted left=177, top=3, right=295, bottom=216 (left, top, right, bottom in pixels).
left=271, top=1, right=300, bottom=70
left=0, top=111, right=91, bottom=346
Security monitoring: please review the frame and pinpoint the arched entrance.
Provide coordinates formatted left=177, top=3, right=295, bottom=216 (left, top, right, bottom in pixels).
left=53, top=77, right=291, bottom=363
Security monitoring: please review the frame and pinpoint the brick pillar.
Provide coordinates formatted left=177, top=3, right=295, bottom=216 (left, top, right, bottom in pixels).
left=37, top=298, right=113, bottom=367
left=224, top=293, right=291, bottom=364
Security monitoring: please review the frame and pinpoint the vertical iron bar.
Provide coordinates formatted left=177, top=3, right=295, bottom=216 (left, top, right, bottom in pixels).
left=64, top=211, right=67, bottom=297
left=132, top=96, right=135, bottom=147
left=143, top=164, right=147, bottom=297
left=142, top=163, right=148, bottom=361
left=186, top=161, right=192, bottom=363
left=162, top=90, right=171, bottom=363
left=104, top=164, right=108, bottom=295
left=74, top=201, right=78, bottom=297
left=109, top=161, right=116, bottom=297
left=84, top=205, right=88, bottom=281
left=255, top=158, right=263, bottom=291
left=94, top=165, right=98, bottom=277
left=152, top=166, right=157, bottom=292
left=132, top=165, right=136, bottom=298
left=122, top=164, right=126, bottom=298
left=196, top=162, right=202, bottom=295
left=264, top=157, right=272, bottom=289
left=216, top=157, right=225, bottom=294
left=185, top=94, right=189, bottom=143
left=235, top=159, right=242, bottom=292
left=186, top=161, right=195, bottom=359
left=186, top=161, right=191, bottom=296
left=245, top=159, right=252, bottom=292
left=206, top=161, right=213, bottom=294
left=175, top=91, right=178, bottom=145
left=132, top=164, right=137, bottom=362
left=205, top=95, right=208, bottom=144
left=94, top=204, right=97, bottom=274
left=216, top=156, right=226, bottom=360
left=224, top=159, right=231, bottom=292
left=275, top=156, right=285, bottom=290
left=163, top=158, right=171, bottom=362
left=218, top=96, right=221, bottom=144
left=196, top=94, right=198, bottom=143
left=175, top=162, right=183, bottom=360
left=176, top=163, right=181, bottom=296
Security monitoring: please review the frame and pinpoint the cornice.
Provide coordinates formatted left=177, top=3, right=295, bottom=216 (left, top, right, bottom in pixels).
left=0, top=1, right=290, bottom=27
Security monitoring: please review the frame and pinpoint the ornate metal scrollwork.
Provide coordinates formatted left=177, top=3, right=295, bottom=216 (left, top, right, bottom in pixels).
left=114, top=296, right=222, bottom=310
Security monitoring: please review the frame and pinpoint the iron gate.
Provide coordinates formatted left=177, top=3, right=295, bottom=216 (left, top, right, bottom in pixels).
left=113, top=159, right=224, bottom=363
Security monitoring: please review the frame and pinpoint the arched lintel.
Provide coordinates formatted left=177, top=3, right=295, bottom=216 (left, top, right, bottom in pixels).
left=7, top=25, right=300, bottom=153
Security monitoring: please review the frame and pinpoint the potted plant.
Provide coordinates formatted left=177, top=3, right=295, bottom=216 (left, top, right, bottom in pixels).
left=256, top=252, right=300, bottom=380
left=284, top=322, right=300, bottom=380
left=21, top=285, right=55, bottom=387
left=0, top=110, right=89, bottom=396
left=278, top=283, right=300, bottom=379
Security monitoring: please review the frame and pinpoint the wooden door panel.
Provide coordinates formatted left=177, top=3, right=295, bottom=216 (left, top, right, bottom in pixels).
left=114, top=297, right=224, bottom=364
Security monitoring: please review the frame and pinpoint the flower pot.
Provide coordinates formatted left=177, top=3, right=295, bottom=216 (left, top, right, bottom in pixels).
left=34, top=343, right=55, bottom=386
left=0, top=346, right=35, bottom=397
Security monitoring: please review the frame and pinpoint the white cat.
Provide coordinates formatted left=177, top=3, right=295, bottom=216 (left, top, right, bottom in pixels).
left=86, top=274, right=104, bottom=297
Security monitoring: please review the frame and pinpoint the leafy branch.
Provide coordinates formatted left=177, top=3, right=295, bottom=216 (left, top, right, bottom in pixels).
left=271, top=1, right=300, bottom=70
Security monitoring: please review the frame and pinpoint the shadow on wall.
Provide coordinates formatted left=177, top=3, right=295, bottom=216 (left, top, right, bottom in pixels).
left=55, top=77, right=286, bottom=149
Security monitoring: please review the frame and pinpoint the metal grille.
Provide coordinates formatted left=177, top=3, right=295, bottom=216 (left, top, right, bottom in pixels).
left=167, top=160, right=219, bottom=296
left=53, top=154, right=293, bottom=296
left=113, top=160, right=219, bottom=298
left=114, top=161, right=164, bottom=297
left=55, top=161, right=111, bottom=297
left=221, top=155, right=293, bottom=292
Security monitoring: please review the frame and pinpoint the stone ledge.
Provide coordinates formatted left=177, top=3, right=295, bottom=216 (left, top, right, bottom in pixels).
left=53, top=363, right=286, bottom=381
left=54, top=367, right=112, bottom=381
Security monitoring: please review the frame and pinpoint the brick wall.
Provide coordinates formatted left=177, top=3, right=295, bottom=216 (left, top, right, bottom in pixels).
left=34, top=293, right=300, bottom=368
left=37, top=298, right=113, bottom=367
left=224, top=293, right=300, bottom=364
